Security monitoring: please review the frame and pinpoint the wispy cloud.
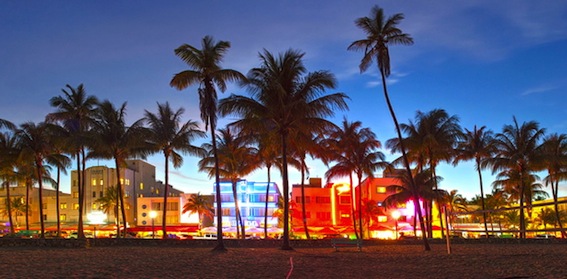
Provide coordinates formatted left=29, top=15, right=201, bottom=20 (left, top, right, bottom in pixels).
left=521, top=84, right=558, bottom=96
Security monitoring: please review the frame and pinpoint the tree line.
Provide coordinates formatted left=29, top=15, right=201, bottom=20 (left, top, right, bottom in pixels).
left=2, top=5, right=565, bottom=254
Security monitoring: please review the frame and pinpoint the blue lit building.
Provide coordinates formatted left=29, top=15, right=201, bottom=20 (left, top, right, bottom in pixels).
left=213, top=180, right=281, bottom=229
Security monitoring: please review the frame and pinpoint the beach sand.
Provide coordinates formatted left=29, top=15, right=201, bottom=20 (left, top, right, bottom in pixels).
left=1, top=243, right=565, bottom=278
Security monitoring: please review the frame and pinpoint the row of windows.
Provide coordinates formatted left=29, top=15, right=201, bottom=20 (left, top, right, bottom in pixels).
left=220, top=194, right=277, bottom=203
left=295, top=196, right=348, bottom=204
left=216, top=208, right=276, bottom=217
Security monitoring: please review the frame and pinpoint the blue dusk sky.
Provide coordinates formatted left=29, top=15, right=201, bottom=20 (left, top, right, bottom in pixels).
left=1, top=1, right=567, bottom=199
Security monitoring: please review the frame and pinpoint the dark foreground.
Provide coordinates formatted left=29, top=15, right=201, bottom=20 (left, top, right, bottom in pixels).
left=1, top=243, right=565, bottom=278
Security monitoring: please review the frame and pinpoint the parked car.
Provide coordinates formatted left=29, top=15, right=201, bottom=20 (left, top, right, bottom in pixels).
left=535, top=234, right=556, bottom=239
left=178, top=234, right=193, bottom=240
left=67, top=232, right=94, bottom=239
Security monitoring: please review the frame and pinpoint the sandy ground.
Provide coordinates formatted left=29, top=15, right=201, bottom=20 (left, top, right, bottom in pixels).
left=1, top=243, right=565, bottom=279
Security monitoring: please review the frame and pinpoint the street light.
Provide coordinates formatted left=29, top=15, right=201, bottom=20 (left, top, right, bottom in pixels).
left=149, top=211, right=157, bottom=239
left=391, top=210, right=401, bottom=240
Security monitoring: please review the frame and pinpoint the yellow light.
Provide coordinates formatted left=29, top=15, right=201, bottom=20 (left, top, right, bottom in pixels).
left=149, top=211, right=157, bottom=219
left=391, top=210, right=401, bottom=220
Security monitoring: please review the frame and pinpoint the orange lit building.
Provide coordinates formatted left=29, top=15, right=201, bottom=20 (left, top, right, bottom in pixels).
left=291, top=171, right=421, bottom=239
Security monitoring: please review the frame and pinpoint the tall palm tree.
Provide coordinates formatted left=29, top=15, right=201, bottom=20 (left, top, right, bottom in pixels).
left=325, top=118, right=386, bottom=239
left=396, top=109, right=461, bottom=238
left=46, top=124, right=71, bottom=238
left=198, top=127, right=259, bottom=239
left=256, top=132, right=282, bottom=238
left=90, top=100, right=148, bottom=237
left=143, top=102, right=206, bottom=239
left=15, top=122, right=65, bottom=238
left=485, top=117, right=545, bottom=238
left=538, top=133, right=567, bottom=238
left=348, top=5, right=429, bottom=251
left=47, top=84, right=99, bottom=238
left=453, top=125, right=495, bottom=238
left=182, top=192, right=214, bottom=231
left=0, top=130, right=19, bottom=234
left=170, top=35, right=246, bottom=251
left=219, top=49, right=348, bottom=250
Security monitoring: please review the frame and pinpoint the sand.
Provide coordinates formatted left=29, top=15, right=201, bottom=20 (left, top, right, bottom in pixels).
left=1, top=243, right=565, bottom=278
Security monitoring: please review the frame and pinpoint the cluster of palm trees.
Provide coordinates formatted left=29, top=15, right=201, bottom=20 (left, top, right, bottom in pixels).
left=1, top=6, right=565, bottom=256
left=0, top=87, right=206, bottom=240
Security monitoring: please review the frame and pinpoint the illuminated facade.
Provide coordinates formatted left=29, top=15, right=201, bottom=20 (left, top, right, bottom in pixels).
left=213, top=180, right=280, bottom=229
left=0, top=159, right=189, bottom=231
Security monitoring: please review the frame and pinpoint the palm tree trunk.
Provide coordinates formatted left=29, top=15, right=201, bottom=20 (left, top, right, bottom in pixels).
left=380, top=70, right=430, bottom=251
left=263, top=165, right=272, bottom=239
left=300, top=158, right=310, bottom=240
left=25, top=180, right=30, bottom=231
left=6, top=181, right=15, bottom=234
left=349, top=174, right=359, bottom=239
left=210, top=123, right=226, bottom=251
left=431, top=166, right=445, bottom=239
left=162, top=154, right=169, bottom=239
left=76, top=152, right=84, bottom=238
left=231, top=179, right=243, bottom=239
left=56, top=168, right=61, bottom=237
left=115, top=158, right=128, bottom=238
left=79, top=148, right=87, bottom=238
left=552, top=180, right=566, bottom=238
left=36, top=161, right=45, bottom=238
left=519, top=181, right=526, bottom=239
left=357, top=174, right=363, bottom=239
left=281, top=130, right=292, bottom=250
left=476, top=159, right=489, bottom=239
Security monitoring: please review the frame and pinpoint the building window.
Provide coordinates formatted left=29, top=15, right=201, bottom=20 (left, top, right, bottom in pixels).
left=73, top=180, right=77, bottom=187
left=339, top=195, right=351, bottom=204
left=140, top=183, right=144, bottom=190
left=100, top=191, right=103, bottom=198
left=100, top=179, right=104, bottom=186
left=43, top=215, right=47, bottom=221
left=92, top=203, right=98, bottom=210
left=73, top=203, right=79, bottom=210
left=73, top=192, right=79, bottom=198
left=340, top=212, right=350, bottom=218
left=92, top=179, right=97, bottom=186
left=92, top=191, right=97, bottom=198
left=60, top=214, right=66, bottom=221
left=376, top=187, right=386, bottom=193
left=377, top=215, right=387, bottom=222
left=316, top=197, right=330, bottom=203
left=222, top=208, right=231, bottom=216
left=316, top=211, right=331, bottom=220
left=60, top=203, right=67, bottom=209
left=42, top=203, right=47, bottom=210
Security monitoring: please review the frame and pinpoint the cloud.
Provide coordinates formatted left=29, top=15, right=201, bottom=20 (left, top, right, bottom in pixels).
left=521, top=85, right=558, bottom=96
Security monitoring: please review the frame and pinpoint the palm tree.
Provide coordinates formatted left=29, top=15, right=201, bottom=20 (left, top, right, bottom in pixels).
left=538, top=133, right=567, bottom=238
left=383, top=168, right=439, bottom=238
left=90, top=100, right=148, bottom=237
left=47, top=84, right=99, bottom=238
left=182, top=192, right=214, bottom=231
left=485, top=117, right=545, bottom=238
left=0, top=130, right=19, bottom=234
left=348, top=5, right=429, bottom=251
left=46, top=124, right=71, bottom=238
left=143, top=102, right=206, bottom=239
left=361, top=198, right=383, bottom=237
left=15, top=122, right=65, bottom=238
left=95, top=184, right=120, bottom=227
left=170, top=35, right=246, bottom=251
left=219, top=49, right=348, bottom=250
left=325, top=118, right=386, bottom=239
left=198, top=127, right=259, bottom=239
left=453, top=125, right=496, bottom=238
left=256, top=132, right=281, bottom=238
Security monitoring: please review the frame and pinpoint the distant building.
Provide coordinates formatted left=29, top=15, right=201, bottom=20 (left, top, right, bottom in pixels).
left=213, top=180, right=280, bottom=229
